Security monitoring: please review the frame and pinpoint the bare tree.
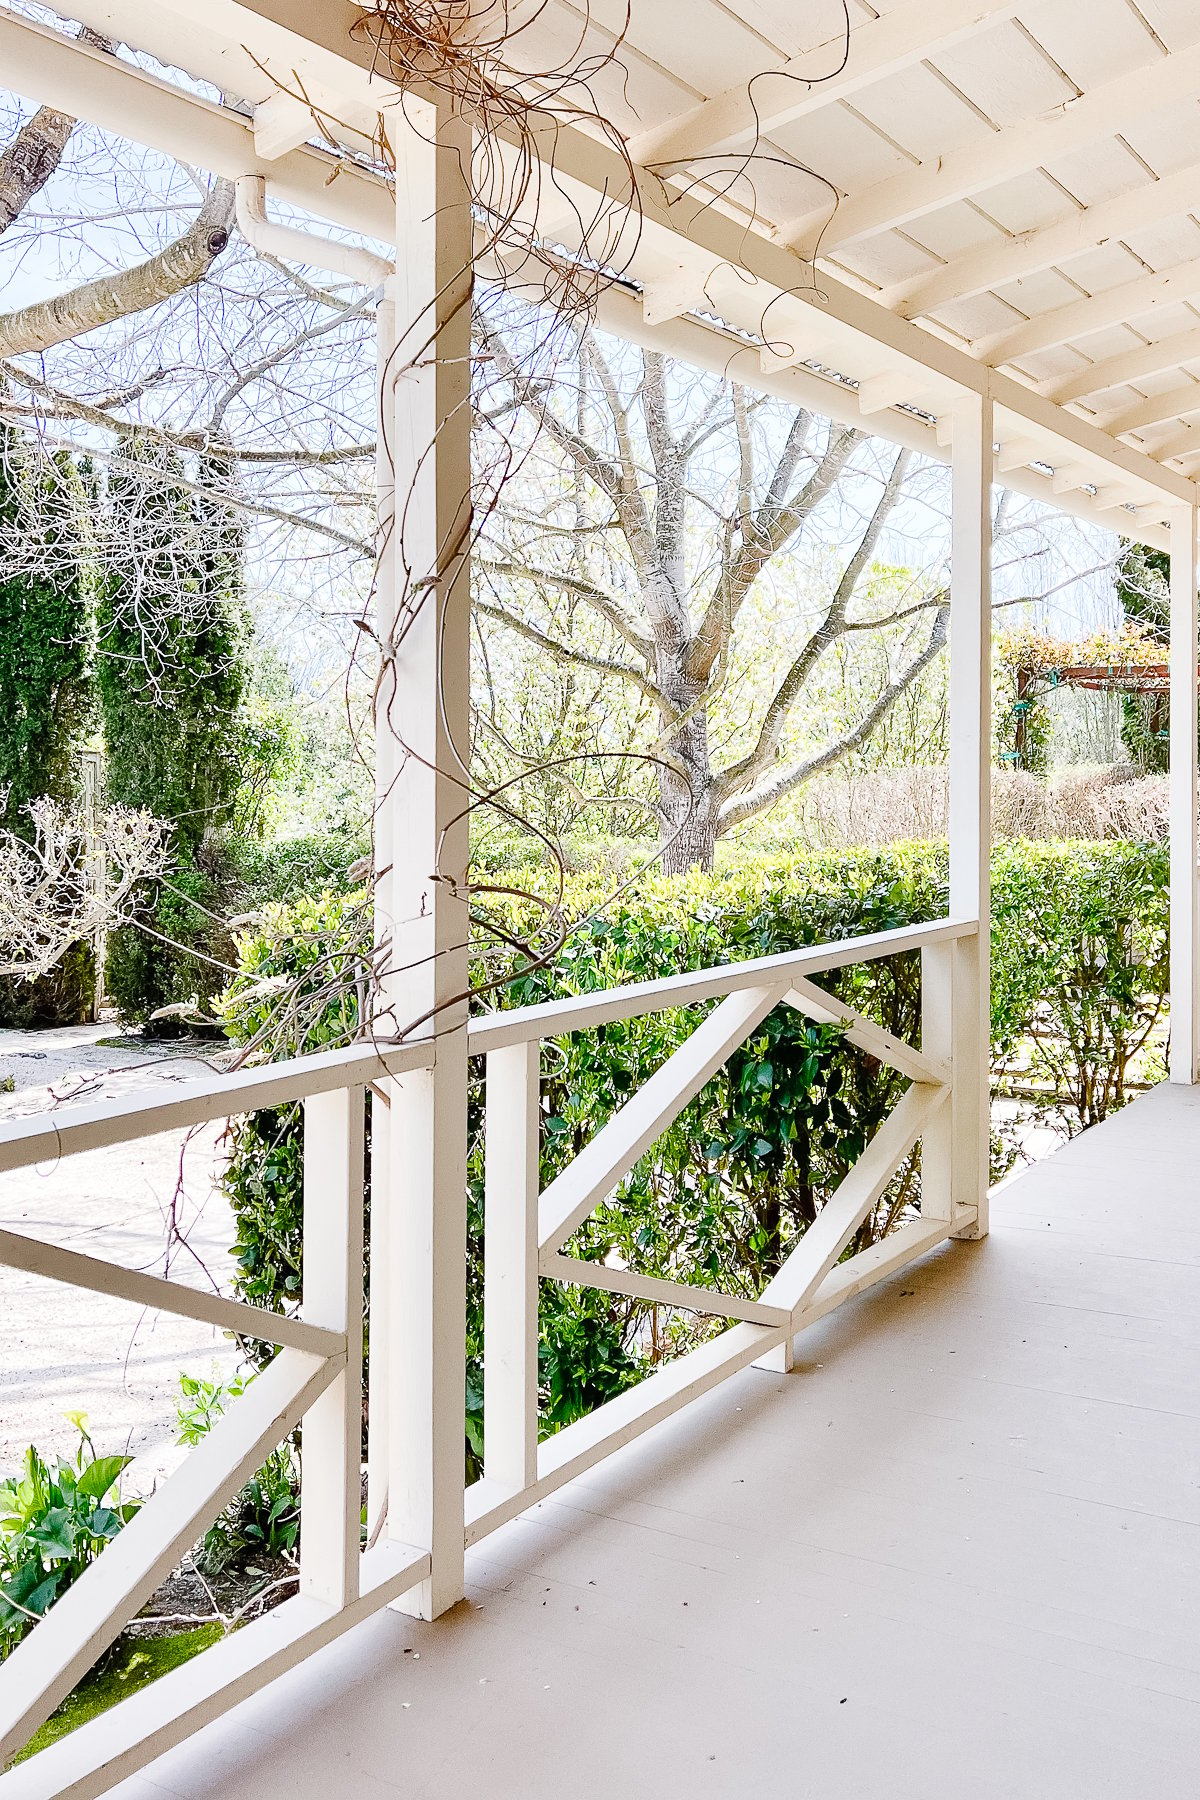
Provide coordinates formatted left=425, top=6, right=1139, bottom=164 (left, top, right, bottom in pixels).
left=476, top=315, right=952, bottom=871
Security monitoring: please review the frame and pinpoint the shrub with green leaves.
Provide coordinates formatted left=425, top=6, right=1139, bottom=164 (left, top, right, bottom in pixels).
left=175, top=1373, right=299, bottom=1574
left=216, top=838, right=1171, bottom=1466
left=0, top=1419, right=141, bottom=1658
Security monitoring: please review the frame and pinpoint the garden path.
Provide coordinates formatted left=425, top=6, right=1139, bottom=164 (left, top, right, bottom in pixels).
left=0, top=1027, right=236, bottom=1488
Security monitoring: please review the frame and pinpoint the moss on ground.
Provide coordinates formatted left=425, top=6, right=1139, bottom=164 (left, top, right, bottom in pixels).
left=13, top=1624, right=225, bottom=1764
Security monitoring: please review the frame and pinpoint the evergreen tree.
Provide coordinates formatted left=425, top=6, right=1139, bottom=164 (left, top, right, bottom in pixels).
left=0, top=422, right=93, bottom=829
left=96, top=438, right=248, bottom=852
left=96, top=439, right=249, bottom=1022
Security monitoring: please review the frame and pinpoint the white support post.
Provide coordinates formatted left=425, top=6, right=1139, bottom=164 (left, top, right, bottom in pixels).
left=483, top=1043, right=540, bottom=1492
left=367, top=281, right=397, bottom=1533
left=384, top=97, right=473, bottom=1621
left=1170, top=500, right=1200, bottom=1083
left=299, top=1085, right=366, bottom=1611
left=948, top=388, right=993, bottom=1237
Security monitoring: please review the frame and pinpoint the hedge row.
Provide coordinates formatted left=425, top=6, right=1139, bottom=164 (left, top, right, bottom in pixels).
left=218, top=839, right=1170, bottom=1458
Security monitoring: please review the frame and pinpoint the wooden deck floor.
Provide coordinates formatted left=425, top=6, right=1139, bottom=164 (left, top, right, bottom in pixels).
left=109, top=1083, right=1200, bottom=1800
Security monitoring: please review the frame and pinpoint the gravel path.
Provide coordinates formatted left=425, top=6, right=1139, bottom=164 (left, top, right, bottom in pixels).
left=0, top=1025, right=240, bottom=1491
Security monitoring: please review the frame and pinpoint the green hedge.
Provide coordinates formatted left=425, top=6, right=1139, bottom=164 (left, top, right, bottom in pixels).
left=218, top=839, right=1170, bottom=1462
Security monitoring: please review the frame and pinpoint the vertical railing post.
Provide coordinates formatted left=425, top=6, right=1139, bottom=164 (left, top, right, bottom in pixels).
left=484, top=1042, right=540, bottom=1492
left=920, top=941, right=953, bottom=1222
left=948, top=386, right=993, bottom=1237
left=1170, top=499, right=1199, bottom=1084
left=299, top=1085, right=366, bottom=1610
left=383, top=97, right=473, bottom=1620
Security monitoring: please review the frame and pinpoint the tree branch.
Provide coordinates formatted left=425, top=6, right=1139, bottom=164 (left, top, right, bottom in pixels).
left=0, top=178, right=236, bottom=357
left=717, top=602, right=950, bottom=833
left=474, top=596, right=670, bottom=711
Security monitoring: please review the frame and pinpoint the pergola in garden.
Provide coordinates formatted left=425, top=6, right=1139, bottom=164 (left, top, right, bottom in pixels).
left=3, top=2, right=1200, bottom=1793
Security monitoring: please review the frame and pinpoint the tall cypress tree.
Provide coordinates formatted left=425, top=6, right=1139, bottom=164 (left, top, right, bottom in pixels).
left=0, top=422, right=93, bottom=830
left=97, top=438, right=249, bottom=1022
left=96, top=438, right=247, bottom=851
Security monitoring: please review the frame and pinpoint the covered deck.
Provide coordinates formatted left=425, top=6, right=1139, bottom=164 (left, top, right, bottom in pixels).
left=4, top=0, right=1200, bottom=1792
left=21, top=1082, right=1194, bottom=1800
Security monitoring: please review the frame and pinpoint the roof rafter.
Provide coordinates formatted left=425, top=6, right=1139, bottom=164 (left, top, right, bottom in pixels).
left=783, top=38, right=1200, bottom=253
left=1043, top=327, right=1200, bottom=405
left=980, top=256, right=1200, bottom=365
left=629, top=0, right=1016, bottom=168
left=884, top=160, right=1200, bottom=321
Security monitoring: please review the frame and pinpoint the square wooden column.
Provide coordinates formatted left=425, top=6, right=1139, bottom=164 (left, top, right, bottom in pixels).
left=378, top=97, right=473, bottom=1619
left=1170, top=500, right=1199, bottom=1084
left=946, top=388, right=993, bottom=1237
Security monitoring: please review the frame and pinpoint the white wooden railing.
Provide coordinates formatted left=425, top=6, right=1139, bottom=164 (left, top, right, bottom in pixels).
left=0, top=916, right=980, bottom=1798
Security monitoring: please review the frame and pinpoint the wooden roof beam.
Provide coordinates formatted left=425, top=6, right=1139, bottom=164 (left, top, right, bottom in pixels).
left=979, top=256, right=1200, bottom=365
left=883, top=160, right=1200, bottom=322
left=782, top=39, right=1200, bottom=253
left=1042, top=328, right=1200, bottom=406
left=630, top=0, right=1016, bottom=168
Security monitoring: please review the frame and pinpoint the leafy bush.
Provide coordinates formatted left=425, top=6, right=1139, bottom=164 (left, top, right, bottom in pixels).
left=216, top=838, right=1172, bottom=1465
left=0, top=939, right=95, bottom=1029
left=219, top=848, right=945, bottom=1458
left=0, top=1419, right=140, bottom=1658
left=175, top=1373, right=300, bottom=1573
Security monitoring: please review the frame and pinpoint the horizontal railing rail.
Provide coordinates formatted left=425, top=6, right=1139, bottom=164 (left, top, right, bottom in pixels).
left=0, top=914, right=980, bottom=1798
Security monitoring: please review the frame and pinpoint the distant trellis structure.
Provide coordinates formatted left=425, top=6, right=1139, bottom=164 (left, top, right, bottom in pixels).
left=997, top=625, right=1176, bottom=769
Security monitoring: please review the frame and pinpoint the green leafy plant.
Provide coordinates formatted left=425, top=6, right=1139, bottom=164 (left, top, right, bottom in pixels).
left=175, top=1373, right=300, bottom=1573
left=0, top=1417, right=141, bottom=1658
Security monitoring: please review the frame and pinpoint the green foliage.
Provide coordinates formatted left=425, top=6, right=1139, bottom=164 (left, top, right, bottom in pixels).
left=1115, top=543, right=1172, bottom=771
left=0, top=1419, right=141, bottom=1659
left=215, top=838, right=1172, bottom=1472
left=96, top=441, right=251, bottom=1026
left=990, top=839, right=1169, bottom=1127
left=13, top=1624, right=224, bottom=1764
left=0, top=939, right=95, bottom=1030
left=174, top=1373, right=300, bottom=1573
left=0, top=427, right=94, bottom=831
left=96, top=441, right=248, bottom=850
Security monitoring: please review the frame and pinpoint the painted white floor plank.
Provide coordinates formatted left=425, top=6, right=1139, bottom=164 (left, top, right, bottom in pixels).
left=70, top=1084, right=1200, bottom=1797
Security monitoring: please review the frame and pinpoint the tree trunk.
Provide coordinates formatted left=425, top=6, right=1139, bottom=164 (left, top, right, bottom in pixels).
left=655, top=661, right=719, bottom=874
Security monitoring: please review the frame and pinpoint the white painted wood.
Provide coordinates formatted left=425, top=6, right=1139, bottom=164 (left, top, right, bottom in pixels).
left=785, top=40, right=1200, bottom=252
left=758, top=1083, right=947, bottom=1319
left=784, top=975, right=951, bottom=1088
left=0, top=1541, right=430, bottom=1800
left=996, top=439, right=1040, bottom=475
left=252, top=89, right=313, bottom=160
left=885, top=160, right=1200, bottom=321
left=1170, top=501, right=1199, bottom=1085
left=471, top=918, right=975, bottom=1053
left=1045, top=329, right=1200, bottom=407
left=299, top=1086, right=365, bottom=1611
left=791, top=1212, right=961, bottom=1332
left=484, top=1043, right=540, bottom=1492
left=0, top=1228, right=343, bottom=1358
left=537, top=982, right=791, bottom=1257
left=629, top=0, right=1017, bottom=166
left=384, top=95, right=473, bottom=1622
left=640, top=265, right=712, bottom=326
left=949, top=389, right=993, bottom=1237
left=0, top=1349, right=339, bottom=1765
left=980, top=256, right=1200, bottom=367
left=544, top=1253, right=792, bottom=1328
left=466, top=1319, right=787, bottom=1546
left=1104, top=382, right=1200, bottom=438
left=0, top=1037, right=432, bottom=1176
left=857, top=370, right=924, bottom=416
left=919, top=942, right=954, bottom=1224
left=367, top=281, right=398, bottom=1534
left=0, top=8, right=394, bottom=244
